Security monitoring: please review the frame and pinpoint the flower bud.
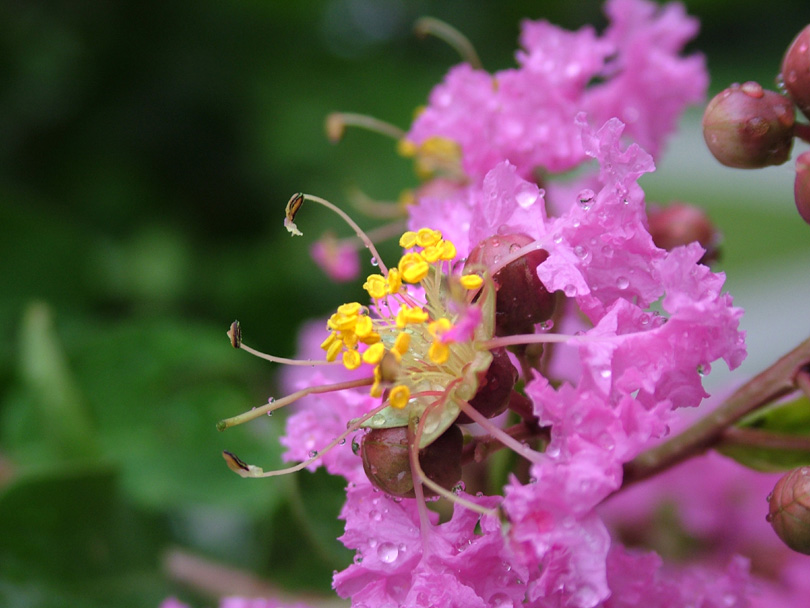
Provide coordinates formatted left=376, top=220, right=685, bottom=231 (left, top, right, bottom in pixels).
left=465, top=234, right=556, bottom=336
left=647, top=202, right=719, bottom=263
left=456, top=348, right=518, bottom=424
left=781, top=24, right=810, bottom=121
left=795, top=151, right=810, bottom=225
left=702, top=82, right=794, bottom=168
left=360, top=424, right=463, bottom=498
left=767, top=466, right=810, bottom=554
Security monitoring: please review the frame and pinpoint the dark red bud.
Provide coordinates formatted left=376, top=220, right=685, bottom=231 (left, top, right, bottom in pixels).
left=360, top=425, right=462, bottom=498
left=768, top=466, right=810, bottom=554
left=795, top=151, right=810, bottom=225
left=456, top=348, right=518, bottom=424
left=647, top=203, right=719, bottom=262
left=465, top=233, right=556, bottom=336
left=781, top=24, right=810, bottom=121
left=702, top=82, right=794, bottom=168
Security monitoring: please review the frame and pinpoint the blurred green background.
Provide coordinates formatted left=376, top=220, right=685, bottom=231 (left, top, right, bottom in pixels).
left=1, top=1, right=809, bottom=606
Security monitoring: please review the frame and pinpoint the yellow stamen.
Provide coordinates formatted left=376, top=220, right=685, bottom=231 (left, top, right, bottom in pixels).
left=387, top=268, right=402, bottom=294
left=399, top=231, right=418, bottom=249
left=362, top=342, right=386, bottom=365
left=325, top=340, right=342, bottom=362
left=399, top=252, right=429, bottom=283
left=460, top=274, right=483, bottom=290
left=393, top=332, right=411, bottom=356
left=428, top=341, right=450, bottom=364
left=390, top=385, right=411, bottom=409
left=354, top=315, right=373, bottom=338
left=396, top=305, right=429, bottom=328
left=364, top=274, right=388, bottom=300
left=342, top=349, right=362, bottom=370
left=415, top=228, right=442, bottom=248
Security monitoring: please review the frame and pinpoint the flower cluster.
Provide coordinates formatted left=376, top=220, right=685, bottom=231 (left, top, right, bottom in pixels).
left=211, top=1, right=810, bottom=607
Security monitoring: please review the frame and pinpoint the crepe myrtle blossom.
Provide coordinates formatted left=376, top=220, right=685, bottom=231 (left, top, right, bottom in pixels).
left=213, top=107, right=746, bottom=608
left=404, top=0, right=706, bottom=183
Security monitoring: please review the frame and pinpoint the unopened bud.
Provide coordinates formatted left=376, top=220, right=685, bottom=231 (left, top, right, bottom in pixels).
left=647, top=203, right=719, bottom=263
left=465, top=234, right=556, bottom=336
left=702, top=82, right=794, bottom=168
left=767, top=466, right=810, bottom=554
left=360, top=424, right=462, bottom=498
left=795, top=151, right=810, bottom=225
left=456, top=348, right=518, bottom=424
left=781, top=24, right=810, bottom=121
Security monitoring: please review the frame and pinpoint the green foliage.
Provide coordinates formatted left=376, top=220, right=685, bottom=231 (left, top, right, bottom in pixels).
left=719, top=395, right=810, bottom=472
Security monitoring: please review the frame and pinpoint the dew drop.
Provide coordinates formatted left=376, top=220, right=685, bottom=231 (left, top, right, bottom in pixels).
left=351, top=438, right=360, bottom=455
left=639, top=313, right=650, bottom=326
left=616, top=276, right=629, bottom=290
left=370, top=413, right=386, bottom=427
left=489, top=592, right=511, bottom=606
left=553, top=233, right=563, bottom=244
left=370, top=256, right=378, bottom=267
left=574, top=244, right=588, bottom=259
left=539, top=319, right=554, bottom=331
left=308, top=450, right=319, bottom=459
left=339, top=438, right=346, bottom=445
left=377, top=542, right=399, bottom=563
left=577, top=189, right=595, bottom=209
left=268, top=397, right=275, bottom=403
left=266, top=410, right=273, bottom=417
left=370, top=509, right=382, bottom=522
left=599, top=369, right=612, bottom=379
left=563, top=284, right=576, bottom=297
left=452, top=481, right=466, bottom=495
left=516, top=185, right=538, bottom=208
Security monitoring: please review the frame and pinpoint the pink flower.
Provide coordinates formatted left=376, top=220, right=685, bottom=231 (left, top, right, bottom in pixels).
left=310, top=233, right=361, bottom=282
left=406, top=0, right=706, bottom=182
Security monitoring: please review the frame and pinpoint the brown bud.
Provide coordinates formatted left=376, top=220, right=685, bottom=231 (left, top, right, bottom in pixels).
left=360, top=425, right=463, bottom=498
left=767, top=466, right=810, bottom=554
left=456, top=348, right=518, bottom=424
left=795, top=151, right=810, bottom=225
left=465, top=233, right=556, bottom=336
left=702, top=82, right=794, bottom=168
left=781, top=24, right=810, bottom=121
left=647, top=203, right=719, bottom=262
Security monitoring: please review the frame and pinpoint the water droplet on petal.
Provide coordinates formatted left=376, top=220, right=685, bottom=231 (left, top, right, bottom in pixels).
left=563, top=284, right=576, bottom=297
left=577, top=189, right=595, bottom=209
left=616, top=276, right=629, bottom=290
left=370, top=257, right=378, bottom=267
left=515, top=184, right=538, bottom=208
left=370, top=509, right=382, bottom=522
left=377, top=542, right=399, bottom=563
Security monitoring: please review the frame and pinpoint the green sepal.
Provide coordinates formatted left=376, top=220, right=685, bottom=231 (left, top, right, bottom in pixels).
left=718, top=395, right=810, bottom=472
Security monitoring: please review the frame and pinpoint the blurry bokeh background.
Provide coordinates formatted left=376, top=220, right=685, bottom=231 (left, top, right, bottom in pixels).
left=2, top=1, right=810, bottom=606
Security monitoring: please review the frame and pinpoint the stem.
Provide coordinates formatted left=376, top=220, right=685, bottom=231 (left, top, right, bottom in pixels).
left=461, top=420, right=549, bottom=465
left=326, top=112, right=406, bottom=142
left=795, top=122, right=810, bottom=145
left=622, top=335, right=810, bottom=489
left=217, top=377, right=373, bottom=430
left=413, top=17, right=483, bottom=70
left=719, top=426, right=810, bottom=452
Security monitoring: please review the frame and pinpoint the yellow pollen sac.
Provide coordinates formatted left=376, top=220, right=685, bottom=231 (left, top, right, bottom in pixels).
left=328, top=312, right=358, bottom=332
left=387, top=268, right=402, bottom=294
left=337, top=302, right=362, bottom=317
left=363, top=274, right=388, bottom=300
left=428, top=341, right=450, bottom=365
left=399, top=231, right=418, bottom=249
left=396, top=305, right=429, bottom=328
left=399, top=252, right=429, bottom=283
left=421, top=243, right=443, bottom=263
left=362, top=342, right=386, bottom=365
left=389, top=385, right=411, bottom=409
left=460, top=274, right=484, bottom=290
left=320, top=331, right=338, bottom=351
left=416, top=227, right=442, bottom=248
left=342, top=349, right=362, bottom=371
left=325, top=340, right=343, bottom=362
left=354, top=315, right=374, bottom=338
left=340, top=331, right=359, bottom=350
left=359, top=331, right=381, bottom=345
left=393, top=332, right=411, bottom=356
left=397, top=139, right=417, bottom=158
left=428, top=317, right=453, bottom=338
left=439, top=240, right=457, bottom=261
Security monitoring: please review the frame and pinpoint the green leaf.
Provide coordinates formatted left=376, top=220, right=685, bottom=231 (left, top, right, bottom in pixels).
left=0, top=464, right=173, bottom=608
left=717, top=395, right=810, bottom=472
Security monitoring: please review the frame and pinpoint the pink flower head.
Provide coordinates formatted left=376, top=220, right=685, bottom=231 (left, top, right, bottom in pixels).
left=406, top=0, right=706, bottom=182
